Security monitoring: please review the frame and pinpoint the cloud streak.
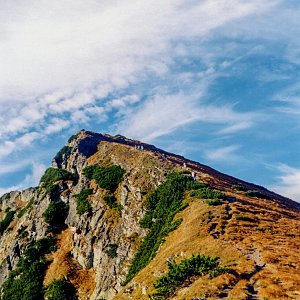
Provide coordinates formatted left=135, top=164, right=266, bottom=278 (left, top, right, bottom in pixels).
left=0, top=0, right=272, bottom=157
left=270, top=164, right=300, bottom=202
left=1, top=0, right=299, bottom=202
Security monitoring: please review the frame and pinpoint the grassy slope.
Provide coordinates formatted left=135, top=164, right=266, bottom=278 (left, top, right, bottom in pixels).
left=92, top=142, right=300, bottom=300
left=6, top=138, right=298, bottom=300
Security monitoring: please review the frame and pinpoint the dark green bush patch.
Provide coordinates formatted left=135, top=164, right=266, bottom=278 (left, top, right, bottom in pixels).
left=207, top=199, right=222, bottom=206
left=103, top=194, right=123, bottom=214
left=105, top=243, right=118, bottom=258
left=1, top=236, right=56, bottom=300
left=245, top=190, right=268, bottom=199
left=68, top=134, right=78, bottom=143
left=190, top=187, right=224, bottom=201
left=231, top=184, right=247, bottom=191
left=0, top=209, right=15, bottom=236
left=40, top=167, right=73, bottom=194
left=124, top=173, right=202, bottom=285
left=54, top=146, right=73, bottom=167
left=83, top=165, right=125, bottom=192
left=150, top=254, right=229, bottom=300
left=178, top=170, right=191, bottom=175
left=76, top=188, right=93, bottom=215
left=45, top=279, right=77, bottom=300
left=43, top=200, right=69, bottom=226
left=236, top=215, right=256, bottom=222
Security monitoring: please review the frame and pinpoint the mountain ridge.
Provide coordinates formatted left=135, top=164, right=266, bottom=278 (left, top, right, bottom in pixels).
left=59, top=129, right=299, bottom=209
left=0, top=130, right=299, bottom=300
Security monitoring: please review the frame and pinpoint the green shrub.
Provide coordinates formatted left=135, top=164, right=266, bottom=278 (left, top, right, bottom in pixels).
left=76, top=188, right=93, bottom=215
left=17, top=226, right=29, bottom=239
left=103, top=194, right=117, bottom=208
left=0, top=209, right=15, bottom=235
left=43, top=200, right=69, bottom=226
left=114, top=134, right=127, bottom=139
left=124, top=173, right=201, bottom=285
left=45, top=279, right=76, bottom=300
left=105, top=243, right=118, bottom=258
left=68, top=134, right=78, bottom=143
left=207, top=199, right=222, bottom=206
left=83, top=164, right=125, bottom=192
left=150, top=254, right=228, bottom=300
left=245, top=190, right=267, bottom=199
left=179, top=170, right=191, bottom=175
left=1, top=236, right=56, bottom=300
left=236, top=215, right=255, bottom=222
left=54, top=146, right=72, bottom=166
left=40, top=167, right=72, bottom=194
left=102, top=194, right=123, bottom=214
left=231, top=184, right=247, bottom=191
left=190, top=187, right=224, bottom=200
left=17, top=197, right=34, bottom=218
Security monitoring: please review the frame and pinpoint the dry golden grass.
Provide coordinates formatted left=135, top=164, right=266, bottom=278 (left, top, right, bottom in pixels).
left=114, top=198, right=249, bottom=300
left=44, top=229, right=73, bottom=285
left=88, top=142, right=300, bottom=300
left=44, top=229, right=96, bottom=300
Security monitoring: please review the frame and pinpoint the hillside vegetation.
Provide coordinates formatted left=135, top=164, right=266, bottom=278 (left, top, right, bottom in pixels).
left=0, top=130, right=299, bottom=300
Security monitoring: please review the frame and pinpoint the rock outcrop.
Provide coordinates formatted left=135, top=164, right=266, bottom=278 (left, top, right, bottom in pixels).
left=0, top=130, right=299, bottom=300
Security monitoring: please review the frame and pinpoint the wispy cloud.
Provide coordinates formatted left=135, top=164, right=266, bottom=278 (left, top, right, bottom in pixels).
left=204, top=145, right=241, bottom=162
left=1, top=0, right=299, bottom=200
left=0, top=0, right=272, bottom=152
left=0, top=162, right=46, bottom=196
left=118, top=90, right=258, bottom=142
left=270, top=164, right=300, bottom=202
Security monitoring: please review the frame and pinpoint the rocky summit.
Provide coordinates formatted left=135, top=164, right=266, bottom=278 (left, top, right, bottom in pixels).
left=0, top=130, right=299, bottom=300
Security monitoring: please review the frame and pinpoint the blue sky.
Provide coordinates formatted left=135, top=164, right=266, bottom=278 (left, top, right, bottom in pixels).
left=0, top=0, right=299, bottom=201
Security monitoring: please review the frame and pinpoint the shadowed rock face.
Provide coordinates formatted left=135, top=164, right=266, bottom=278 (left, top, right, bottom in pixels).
left=0, top=130, right=299, bottom=300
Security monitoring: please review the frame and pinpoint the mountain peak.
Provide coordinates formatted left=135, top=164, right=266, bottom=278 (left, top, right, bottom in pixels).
left=0, top=130, right=299, bottom=300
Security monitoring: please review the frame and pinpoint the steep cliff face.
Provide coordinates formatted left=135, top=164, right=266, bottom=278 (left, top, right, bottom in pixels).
left=0, top=130, right=299, bottom=300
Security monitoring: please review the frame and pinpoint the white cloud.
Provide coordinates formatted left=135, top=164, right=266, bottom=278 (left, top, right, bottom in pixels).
left=4, top=0, right=298, bottom=197
left=270, top=164, right=300, bottom=202
left=44, top=118, right=70, bottom=135
left=219, top=121, right=254, bottom=134
left=0, top=0, right=267, bottom=102
left=204, top=145, right=241, bottom=161
left=118, top=91, right=258, bottom=142
left=22, top=163, right=47, bottom=188
left=0, top=0, right=273, bottom=159
left=0, top=162, right=46, bottom=197
left=0, top=160, right=31, bottom=175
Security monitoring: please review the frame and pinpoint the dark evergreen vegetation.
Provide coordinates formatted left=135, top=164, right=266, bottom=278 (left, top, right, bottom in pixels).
left=45, top=279, right=77, bottom=300
left=54, top=146, right=73, bottom=166
left=231, top=184, right=247, bottom=191
left=190, top=187, right=224, bottom=201
left=76, top=188, right=93, bottom=215
left=103, top=194, right=122, bottom=214
left=150, top=255, right=228, bottom=300
left=0, top=209, right=15, bottom=235
left=236, top=215, right=256, bottom=222
left=124, top=173, right=205, bottom=284
left=40, top=167, right=73, bottom=194
left=0, top=236, right=56, bottom=300
left=83, top=164, right=125, bottom=192
left=43, top=200, right=69, bottom=226
left=150, top=254, right=228, bottom=300
left=245, top=190, right=268, bottom=199
left=105, top=243, right=118, bottom=258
